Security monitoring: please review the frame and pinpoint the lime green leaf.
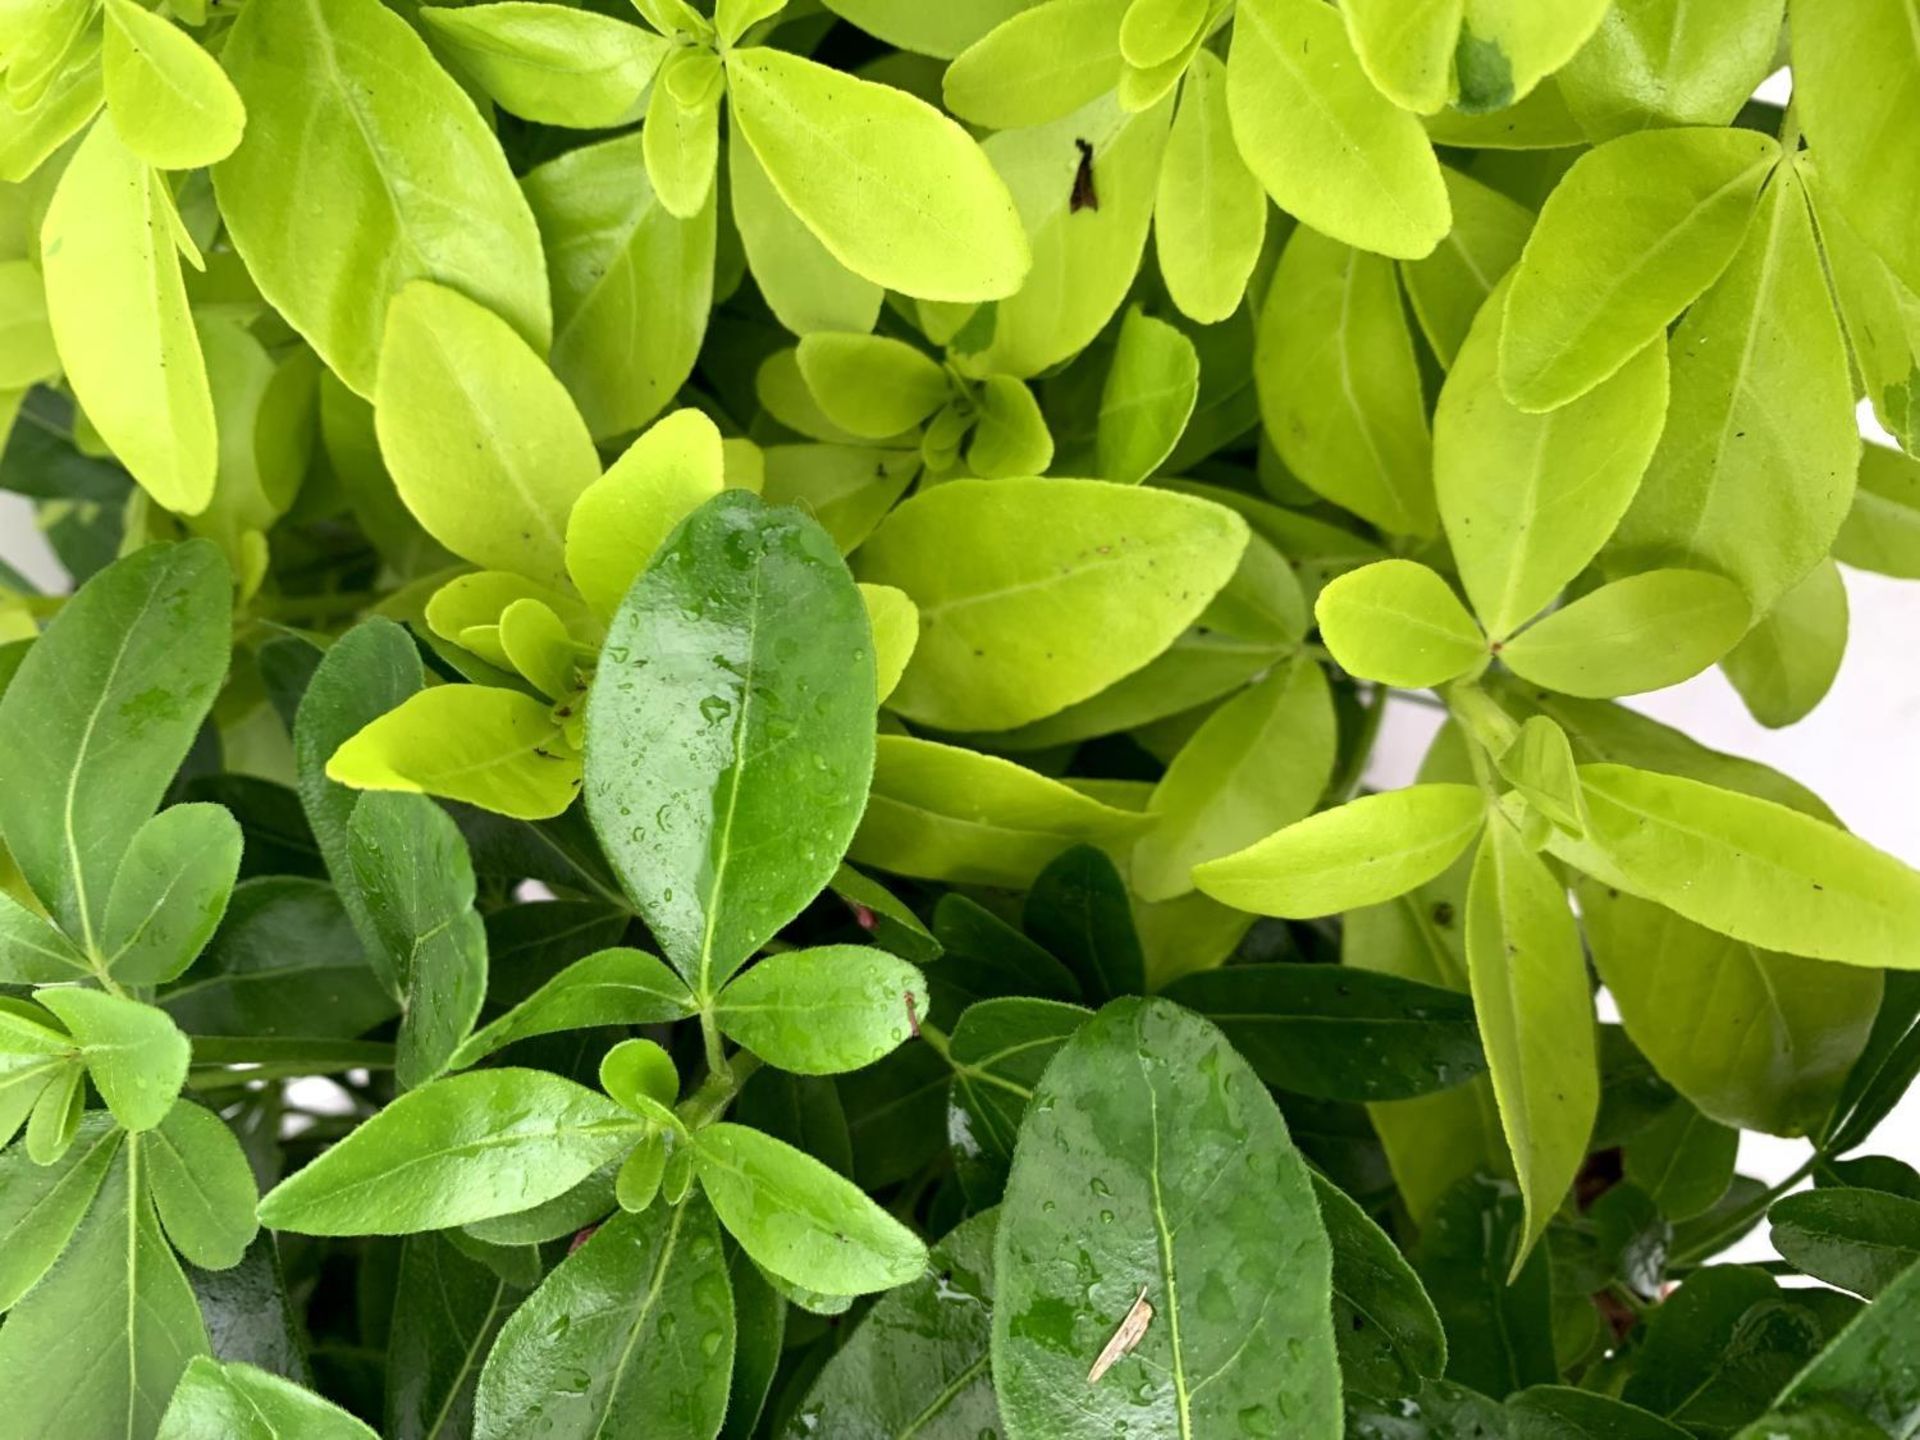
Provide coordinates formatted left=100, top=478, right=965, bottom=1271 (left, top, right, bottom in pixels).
left=0, top=260, right=59, bottom=389
left=257, top=1069, right=637, bottom=1235
left=820, top=0, right=1037, bottom=59
left=760, top=444, right=919, bottom=553
left=524, top=129, right=715, bottom=440
left=1723, top=559, right=1848, bottom=729
left=1095, top=306, right=1198, bottom=485
left=1499, top=569, right=1749, bottom=698
left=1316, top=560, right=1486, bottom=688
left=0, top=1113, right=119, bottom=1312
left=1436, top=280, right=1668, bottom=639
left=416, top=3, right=666, bottom=128
left=375, top=280, right=599, bottom=590
left=1401, top=167, right=1535, bottom=368
left=1342, top=0, right=1463, bottom=113
left=1455, top=0, right=1613, bottom=112
left=599, top=1037, right=680, bottom=1116
left=567, top=408, right=725, bottom=620
left=102, top=803, right=243, bottom=986
left=0, top=43, right=103, bottom=185
left=727, top=132, right=881, bottom=336
left=1559, top=0, right=1785, bottom=140
left=1465, top=819, right=1599, bottom=1271
left=644, top=50, right=722, bottom=219
left=1132, top=657, right=1336, bottom=902
left=1500, top=126, right=1777, bottom=411
left=449, top=948, right=693, bottom=1070
left=145, top=1100, right=259, bottom=1270
left=471, top=1199, right=733, bottom=1440
left=1257, top=228, right=1437, bottom=536
left=796, top=332, right=951, bottom=439
left=0, top=540, right=229, bottom=949
left=327, top=685, right=580, bottom=821
left=967, top=374, right=1054, bottom=479
left=36, top=988, right=191, bottom=1132
left=1605, top=165, right=1860, bottom=613
left=0, top=1146, right=208, bottom=1439
left=993, top=997, right=1341, bottom=1438
left=41, top=121, right=216, bottom=513
left=1809, top=159, right=1920, bottom=454
left=716, top=945, right=928, bottom=1075
left=1547, top=764, right=1920, bottom=970
left=1195, top=784, right=1487, bottom=918
left=849, top=734, right=1149, bottom=888
left=726, top=45, right=1029, bottom=302
left=1424, top=74, right=1588, bottom=150
left=101, top=0, right=245, bottom=169
left=854, top=477, right=1247, bottom=732
left=1791, top=0, right=1920, bottom=295
left=692, top=1121, right=927, bottom=1294
left=1154, top=49, right=1266, bottom=324
left=1496, top=715, right=1586, bottom=836
left=1228, top=0, right=1450, bottom=259
left=859, top=582, right=918, bottom=702
left=1580, top=880, right=1880, bottom=1136
left=215, top=0, right=550, bottom=395
left=942, top=0, right=1126, bottom=130
left=584, top=493, right=874, bottom=996
left=1834, top=444, right=1920, bottom=579
left=158, top=1357, right=379, bottom=1439
left=974, top=93, right=1173, bottom=378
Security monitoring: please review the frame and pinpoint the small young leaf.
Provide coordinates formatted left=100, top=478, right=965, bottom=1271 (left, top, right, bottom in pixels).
left=102, top=803, right=244, bottom=986
left=1155, top=49, right=1266, bottom=324
left=965, top=375, right=1054, bottom=480
left=795, top=332, right=951, bottom=439
left=1095, top=307, right=1198, bottom=485
left=450, top=948, right=693, bottom=1071
left=1316, top=560, right=1486, bottom=689
left=416, top=3, right=667, bottom=128
left=145, top=1100, right=260, bottom=1270
left=101, top=0, right=246, bottom=169
left=36, top=988, right=192, bottom=1133
left=715, top=945, right=928, bottom=1076
left=158, top=1357, right=379, bottom=1439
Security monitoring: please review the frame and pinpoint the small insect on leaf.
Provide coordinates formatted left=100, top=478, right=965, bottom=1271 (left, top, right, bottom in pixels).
left=1088, top=1285, right=1153, bottom=1383
left=1071, top=138, right=1099, bottom=213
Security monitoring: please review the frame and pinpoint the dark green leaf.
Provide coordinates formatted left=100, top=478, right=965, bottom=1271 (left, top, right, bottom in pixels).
left=1418, top=1176, right=1556, bottom=1397
left=1021, top=844, right=1144, bottom=1003
left=1770, top=1188, right=1920, bottom=1298
left=1314, top=1172, right=1447, bottom=1401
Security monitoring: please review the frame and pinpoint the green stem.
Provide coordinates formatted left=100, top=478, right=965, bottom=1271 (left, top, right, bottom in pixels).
left=1779, top=96, right=1803, bottom=154
left=677, top=1048, right=762, bottom=1130
left=917, top=1020, right=952, bottom=1064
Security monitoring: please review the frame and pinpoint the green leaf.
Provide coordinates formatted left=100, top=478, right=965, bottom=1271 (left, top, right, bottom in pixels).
left=1342, top=0, right=1463, bottom=113
left=1314, top=1172, right=1448, bottom=1401
left=821, top=0, right=1031, bottom=58
left=1496, top=714, right=1586, bottom=835
left=0, top=1111, right=120, bottom=1312
left=1545, top=764, right=1920, bottom=971
left=796, top=332, right=950, bottom=439
left=0, top=1143, right=208, bottom=1439
left=374, top=281, right=598, bottom=590
left=1622, top=1266, right=1824, bottom=1427
left=725, top=45, right=1029, bottom=302
left=328, top=685, right=579, bottom=822
left=854, top=477, right=1247, bottom=732
left=1166, top=963, right=1485, bottom=1102
left=25, top=1060, right=85, bottom=1165
left=145, top=1100, right=259, bottom=1270
left=449, top=948, right=695, bottom=1070
left=584, top=491, right=874, bottom=998
left=727, top=131, right=881, bottom=337
left=347, top=791, right=487, bottom=1089
left=1132, top=657, right=1335, bottom=901
left=388, top=1234, right=519, bottom=1440
left=1095, top=307, right=1198, bottom=485
left=417, top=3, right=666, bottom=127
left=759, top=444, right=918, bottom=554
left=1558, top=0, right=1785, bottom=140
left=0, top=889, right=88, bottom=984
left=1499, top=127, right=1777, bottom=411
left=1770, top=1189, right=1920, bottom=1299
left=944, top=0, right=1124, bottom=128
left=101, top=803, right=244, bottom=986
left=1257, top=229, right=1438, bottom=536
left=1508, top=1387, right=1693, bottom=1440
left=1605, top=164, right=1859, bottom=613
left=643, top=51, right=722, bottom=220
left=1197, top=784, right=1487, bottom=919
left=1228, top=0, right=1450, bottom=258
left=1316, top=560, right=1486, bottom=688
left=992, top=997, right=1341, bottom=1438
left=1625, top=1100, right=1738, bottom=1221
left=966, top=376, right=1054, bottom=480
left=1723, top=559, right=1848, bottom=728
left=1417, top=1176, right=1556, bottom=1397
left=946, top=999, right=1089, bottom=1197
left=784, top=1208, right=1000, bottom=1436
left=40, top=122, right=217, bottom=513
left=214, top=0, right=550, bottom=395
left=691, top=1120, right=927, bottom=1295
left=1813, top=167, right=1920, bottom=456
left=1155, top=49, right=1266, bottom=324
left=523, top=129, right=716, bottom=440
left=472, top=1198, right=732, bottom=1440
left=1435, top=281, right=1668, bottom=639
left=158, top=1358, right=377, bottom=1438
left=100, top=0, right=244, bottom=170
left=1401, top=167, right=1535, bottom=368
left=1791, top=0, right=1920, bottom=295
left=1464, top=819, right=1598, bottom=1270
left=37, top=988, right=192, bottom=1132
left=1770, top=1253, right=1920, bottom=1433
left=256, top=1069, right=639, bottom=1235
left=1455, top=0, right=1613, bottom=111
left=1834, top=444, right=1920, bottom=579
left=1022, top=844, right=1144, bottom=1002
left=1499, top=569, right=1750, bottom=698
left=715, top=945, right=927, bottom=1075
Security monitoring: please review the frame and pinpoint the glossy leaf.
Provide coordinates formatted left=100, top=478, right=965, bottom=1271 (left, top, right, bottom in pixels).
left=449, top=948, right=695, bottom=1070
left=0, top=1110, right=120, bottom=1312
left=716, top=945, right=927, bottom=1076
left=1314, top=1172, right=1448, bottom=1400
left=1770, top=1254, right=1920, bottom=1433
left=157, top=1357, right=379, bottom=1439
left=1770, top=1189, right=1920, bottom=1299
